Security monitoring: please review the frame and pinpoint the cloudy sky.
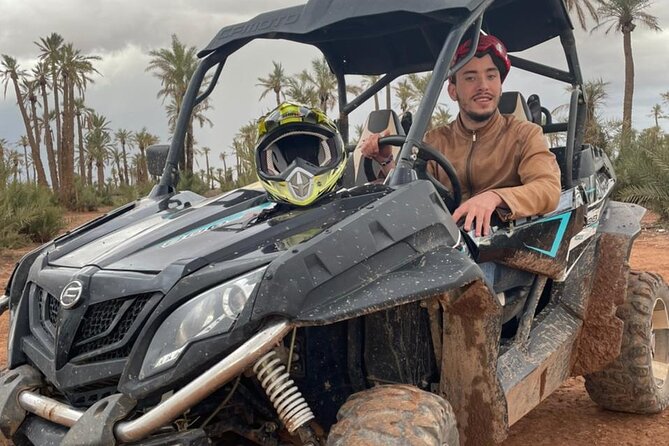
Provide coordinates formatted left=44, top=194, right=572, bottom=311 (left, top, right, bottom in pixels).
left=1, top=0, right=668, bottom=174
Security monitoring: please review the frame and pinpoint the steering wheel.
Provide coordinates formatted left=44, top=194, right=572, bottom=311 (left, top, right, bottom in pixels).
left=363, top=135, right=462, bottom=211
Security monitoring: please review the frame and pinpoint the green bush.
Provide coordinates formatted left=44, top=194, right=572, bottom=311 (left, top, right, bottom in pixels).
left=73, top=182, right=101, bottom=211
left=0, top=183, right=65, bottom=248
left=614, top=129, right=669, bottom=220
left=111, top=184, right=141, bottom=206
left=178, top=172, right=209, bottom=195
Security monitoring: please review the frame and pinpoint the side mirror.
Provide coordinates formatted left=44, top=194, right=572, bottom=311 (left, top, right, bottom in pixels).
left=146, top=144, right=169, bottom=176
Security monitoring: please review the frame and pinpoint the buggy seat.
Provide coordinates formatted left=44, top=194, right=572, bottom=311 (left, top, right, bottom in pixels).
left=341, top=109, right=405, bottom=188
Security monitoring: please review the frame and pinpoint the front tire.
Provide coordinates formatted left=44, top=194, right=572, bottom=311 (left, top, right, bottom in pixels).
left=327, top=384, right=459, bottom=446
left=585, top=271, right=669, bottom=413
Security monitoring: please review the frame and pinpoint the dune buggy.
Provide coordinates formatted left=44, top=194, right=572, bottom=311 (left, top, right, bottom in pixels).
left=1, top=0, right=668, bottom=445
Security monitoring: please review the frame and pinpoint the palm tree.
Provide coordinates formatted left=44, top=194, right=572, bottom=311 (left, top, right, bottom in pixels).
left=431, top=105, right=453, bottom=130
left=59, top=43, right=100, bottom=204
left=85, top=112, right=113, bottom=190
left=33, top=61, right=58, bottom=188
left=564, top=0, right=603, bottom=29
left=17, top=136, right=31, bottom=184
left=257, top=61, right=289, bottom=107
left=201, top=146, right=212, bottom=189
left=219, top=151, right=228, bottom=176
left=285, top=70, right=318, bottom=107
left=114, top=129, right=133, bottom=185
left=1, top=55, right=48, bottom=186
left=360, top=75, right=381, bottom=111
left=394, top=79, right=413, bottom=114
left=593, top=0, right=661, bottom=148
left=133, top=128, right=159, bottom=185
left=407, top=73, right=432, bottom=111
left=147, top=34, right=205, bottom=175
left=6, top=150, right=22, bottom=183
left=109, top=147, right=124, bottom=187
left=648, top=104, right=664, bottom=129
left=73, top=98, right=94, bottom=179
left=231, top=121, right=258, bottom=186
left=36, top=33, right=65, bottom=153
left=306, top=58, right=337, bottom=112
left=0, top=138, right=7, bottom=184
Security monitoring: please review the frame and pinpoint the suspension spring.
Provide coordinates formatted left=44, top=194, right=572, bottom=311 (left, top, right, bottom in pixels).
left=252, top=350, right=315, bottom=433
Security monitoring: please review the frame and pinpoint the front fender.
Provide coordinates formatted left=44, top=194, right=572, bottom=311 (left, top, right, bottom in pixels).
left=295, top=246, right=483, bottom=324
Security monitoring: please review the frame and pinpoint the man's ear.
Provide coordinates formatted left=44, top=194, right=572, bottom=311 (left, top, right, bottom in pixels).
left=447, top=82, right=457, bottom=101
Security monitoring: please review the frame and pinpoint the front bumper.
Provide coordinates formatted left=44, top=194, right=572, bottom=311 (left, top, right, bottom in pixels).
left=0, top=320, right=291, bottom=445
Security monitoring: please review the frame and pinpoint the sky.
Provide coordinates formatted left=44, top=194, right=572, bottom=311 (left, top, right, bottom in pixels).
left=1, top=0, right=668, bottom=176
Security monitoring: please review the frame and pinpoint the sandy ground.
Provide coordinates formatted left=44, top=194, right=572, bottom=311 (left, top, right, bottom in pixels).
left=1, top=209, right=668, bottom=445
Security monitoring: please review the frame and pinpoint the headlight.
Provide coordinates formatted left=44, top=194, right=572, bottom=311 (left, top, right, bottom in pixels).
left=139, top=266, right=267, bottom=379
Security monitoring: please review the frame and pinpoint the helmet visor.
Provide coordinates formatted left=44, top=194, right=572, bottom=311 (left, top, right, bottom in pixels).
left=258, top=129, right=339, bottom=179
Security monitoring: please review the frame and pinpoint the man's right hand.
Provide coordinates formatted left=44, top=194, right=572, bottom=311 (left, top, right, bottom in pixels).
left=359, top=130, right=393, bottom=163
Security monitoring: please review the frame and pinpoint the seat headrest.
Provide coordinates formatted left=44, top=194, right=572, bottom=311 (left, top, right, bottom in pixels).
left=498, top=91, right=532, bottom=122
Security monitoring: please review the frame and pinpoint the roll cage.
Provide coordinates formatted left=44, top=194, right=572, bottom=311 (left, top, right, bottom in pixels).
left=153, top=0, right=584, bottom=198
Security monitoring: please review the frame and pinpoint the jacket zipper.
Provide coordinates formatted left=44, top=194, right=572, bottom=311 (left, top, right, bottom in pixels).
left=465, top=131, right=477, bottom=196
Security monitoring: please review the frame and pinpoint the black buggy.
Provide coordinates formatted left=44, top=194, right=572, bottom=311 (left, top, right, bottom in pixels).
left=1, top=0, right=668, bottom=445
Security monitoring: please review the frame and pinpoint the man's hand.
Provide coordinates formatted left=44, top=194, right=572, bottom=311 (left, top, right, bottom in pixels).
left=359, top=129, right=392, bottom=163
left=452, top=191, right=504, bottom=237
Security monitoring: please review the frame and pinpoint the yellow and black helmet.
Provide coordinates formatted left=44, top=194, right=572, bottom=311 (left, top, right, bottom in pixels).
left=255, top=102, right=347, bottom=206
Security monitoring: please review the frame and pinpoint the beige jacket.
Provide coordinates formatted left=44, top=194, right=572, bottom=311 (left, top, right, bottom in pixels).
left=426, top=110, right=561, bottom=220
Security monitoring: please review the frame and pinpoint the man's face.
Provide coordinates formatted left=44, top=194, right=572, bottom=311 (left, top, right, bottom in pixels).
left=448, top=54, right=502, bottom=124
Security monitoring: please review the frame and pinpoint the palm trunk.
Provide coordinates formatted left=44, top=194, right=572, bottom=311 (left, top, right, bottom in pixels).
left=51, top=66, right=62, bottom=157
left=138, top=147, right=147, bottom=184
left=205, top=154, right=211, bottom=189
left=32, top=90, right=58, bottom=190
left=121, top=142, right=129, bottom=185
left=39, top=79, right=58, bottom=189
left=86, top=157, right=93, bottom=186
left=385, top=85, right=391, bottom=109
left=22, top=146, right=30, bottom=184
left=10, top=74, right=48, bottom=186
left=76, top=113, right=86, bottom=180
left=60, top=79, right=76, bottom=205
left=116, top=159, right=123, bottom=186
left=275, top=89, right=281, bottom=107
left=621, top=26, right=635, bottom=150
left=96, top=160, right=105, bottom=191
left=186, top=120, right=194, bottom=175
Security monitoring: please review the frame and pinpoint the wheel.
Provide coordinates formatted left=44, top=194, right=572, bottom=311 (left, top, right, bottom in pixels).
left=365, top=135, right=462, bottom=211
left=585, top=270, right=669, bottom=413
left=326, top=384, right=459, bottom=446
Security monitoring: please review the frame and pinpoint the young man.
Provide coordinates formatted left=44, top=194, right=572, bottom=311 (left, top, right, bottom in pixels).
left=360, top=35, right=561, bottom=237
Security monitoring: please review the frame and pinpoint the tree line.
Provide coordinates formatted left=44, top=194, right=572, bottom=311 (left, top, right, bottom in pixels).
left=1, top=0, right=666, bottom=217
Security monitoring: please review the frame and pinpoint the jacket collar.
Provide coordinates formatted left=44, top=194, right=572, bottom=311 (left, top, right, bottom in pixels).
left=454, top=109, right=503, bottom=140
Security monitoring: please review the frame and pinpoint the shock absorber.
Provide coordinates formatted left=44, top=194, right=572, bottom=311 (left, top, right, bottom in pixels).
left=253, top=349, right=315, bottom=434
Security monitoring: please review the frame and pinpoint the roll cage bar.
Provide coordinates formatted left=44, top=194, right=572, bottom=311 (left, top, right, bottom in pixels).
left=153, top=0, right=585, bottom=198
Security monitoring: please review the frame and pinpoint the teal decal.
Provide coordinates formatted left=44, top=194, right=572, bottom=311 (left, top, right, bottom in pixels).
left=524, top=212, right=572, bottom=258
left=160, top=202, right=274, bottom=248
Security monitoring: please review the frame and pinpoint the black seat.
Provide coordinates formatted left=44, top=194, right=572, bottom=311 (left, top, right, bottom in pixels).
left=498, top=91, right=533, bottom=122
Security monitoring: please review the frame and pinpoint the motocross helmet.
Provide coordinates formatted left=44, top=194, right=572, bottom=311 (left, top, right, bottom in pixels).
left=453, top=34, right=511, bottom=82
left=255, top=102, right=346, bottom=206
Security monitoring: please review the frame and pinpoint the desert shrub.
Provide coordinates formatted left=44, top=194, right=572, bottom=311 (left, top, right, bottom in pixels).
left=73, top=182, right=101, bottom=211
left=111, top=184, right=141, bottom=206
left=614, top=129, right=669, bottom=220
left=0, top=183, right=64, bottom=248
left=177, top=172, right=209, bottom=195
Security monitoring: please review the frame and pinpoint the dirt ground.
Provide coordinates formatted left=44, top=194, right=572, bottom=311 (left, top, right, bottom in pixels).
left=0, top=209, right=668, bottom=445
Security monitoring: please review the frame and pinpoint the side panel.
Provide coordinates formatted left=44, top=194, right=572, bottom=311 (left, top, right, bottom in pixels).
left=572, top=201, right=646, bottom=376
